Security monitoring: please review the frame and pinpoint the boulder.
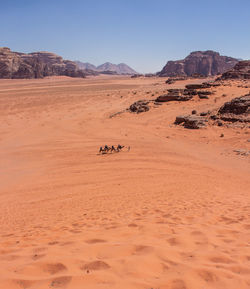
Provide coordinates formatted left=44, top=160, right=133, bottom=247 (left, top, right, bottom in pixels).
left=155, top=89, right=193, bottom=102
left=129, top=100, right=150, bottom=113
left=175, top=115, right=189, bottom=125
left=165, top=79, right=175, bottom=84
left=200, top=111, right=210, bottom=116
left=155, top=94, right=193, bottom=102
left=185, top=83, right=211, bottom=90
left=175, top=115, right=207, bottom=129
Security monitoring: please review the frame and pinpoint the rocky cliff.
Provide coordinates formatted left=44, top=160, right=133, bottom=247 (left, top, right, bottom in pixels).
left=158, top=51, right=238, bottom=77
left=0, top=47, right=86, bottom=79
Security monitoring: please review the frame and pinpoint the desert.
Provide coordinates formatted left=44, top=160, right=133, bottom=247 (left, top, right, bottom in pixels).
left=0, top=73, right=249, bottom=289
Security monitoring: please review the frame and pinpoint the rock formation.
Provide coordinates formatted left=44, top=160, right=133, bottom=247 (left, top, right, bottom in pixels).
left=129, top=100, right=150, bottom=113
left=0, top=47, right=86, bottom=79
left=155, top=89, right=196, bottom=102
left=175, top=115, right=207, bottom=129
left=185, top=82, right=221, bottom=90
left=158, top=51, right=238, bottom=77
left=215, top=94, right=250, bottom=123
left=220, top=60, right=250, bottom=80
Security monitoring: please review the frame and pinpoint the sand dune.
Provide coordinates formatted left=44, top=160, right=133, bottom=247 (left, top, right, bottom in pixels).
left=0, top=76, right=249, bottom=289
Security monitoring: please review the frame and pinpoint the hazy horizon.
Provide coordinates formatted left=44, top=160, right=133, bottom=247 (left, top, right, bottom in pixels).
left=1, top=0, right=250, bottom=73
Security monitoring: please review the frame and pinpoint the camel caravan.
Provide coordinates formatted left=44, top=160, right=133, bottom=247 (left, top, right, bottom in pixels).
left=99, top=144, right=130, bottom=154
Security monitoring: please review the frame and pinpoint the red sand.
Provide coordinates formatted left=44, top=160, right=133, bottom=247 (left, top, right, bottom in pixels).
left=0, top=76, right=249, bottom=289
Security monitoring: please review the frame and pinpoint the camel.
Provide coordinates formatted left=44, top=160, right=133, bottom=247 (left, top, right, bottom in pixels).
left=117, top=144, right=124, bottom=152
left=111, top=145, right=117, bottom=153
left=99, top=145, right=111, bottom=154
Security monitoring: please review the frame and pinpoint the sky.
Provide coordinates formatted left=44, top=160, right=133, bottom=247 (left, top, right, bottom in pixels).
left=1, top=0, right=250, bottom=73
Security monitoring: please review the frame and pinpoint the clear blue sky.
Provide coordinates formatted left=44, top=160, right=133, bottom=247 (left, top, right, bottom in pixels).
left=1, top=0, right=250, bottom=73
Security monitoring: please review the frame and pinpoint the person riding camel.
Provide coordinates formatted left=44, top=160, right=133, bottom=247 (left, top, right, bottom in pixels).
left=117, top=144, right=124, bottom=152
left=104, top=145, right=109, bottom=152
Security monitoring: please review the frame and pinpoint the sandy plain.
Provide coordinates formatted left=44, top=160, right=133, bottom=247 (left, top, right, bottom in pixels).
left=0, top=75, right=249, bottom=289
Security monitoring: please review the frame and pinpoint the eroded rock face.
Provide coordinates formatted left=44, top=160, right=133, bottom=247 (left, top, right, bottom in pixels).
left=0, top=47, right=86, bottom=79
left=217, top=94, right=250, bottom=123
left=220, top=61, right=250, bottom=80
left=159, top=51, right=238, bottom=77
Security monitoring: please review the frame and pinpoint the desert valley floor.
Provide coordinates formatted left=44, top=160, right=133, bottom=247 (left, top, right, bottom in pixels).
left=0, top=75, right=249, bottom=289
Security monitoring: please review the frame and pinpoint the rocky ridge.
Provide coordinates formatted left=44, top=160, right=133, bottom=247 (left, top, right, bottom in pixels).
left=0, top=47, right=86, bottom=79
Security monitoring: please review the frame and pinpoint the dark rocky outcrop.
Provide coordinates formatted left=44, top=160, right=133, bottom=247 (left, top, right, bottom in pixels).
left=202, top=81, right=221, bottom=87
left=175, top=115, right=207, bottom=129
left=197, top=90, right=214, bottom=99
left=175, top=95, right=250, bottom=129
left=158, top=51, right=238, bottom=77
left=200, top=111, right=210, bottom=116
left=0, top=47, right=86, bottom=79
left=184, top=82, right=218, bottom=99
left=155, top=89, right=194, bottom=102
left=216, top=94, right=250, bottom=123
left=165, top=79, right=175, bottom=84
left=129, top=100, right=150, bottom=113
left=185, top=83, right=211, bottom=90
left=220, top=60, right=250, bottom=80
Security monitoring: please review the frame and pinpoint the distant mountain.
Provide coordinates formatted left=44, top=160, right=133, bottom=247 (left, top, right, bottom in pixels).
left=75, top=60, right=137, bottom=75
left=158, top=51, right=239, bottom=77
left=0, top=47, right=86, bottom=79
left=97, top=62, right=137, bottom=75
left=74, top=61, right=97, bottom=71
